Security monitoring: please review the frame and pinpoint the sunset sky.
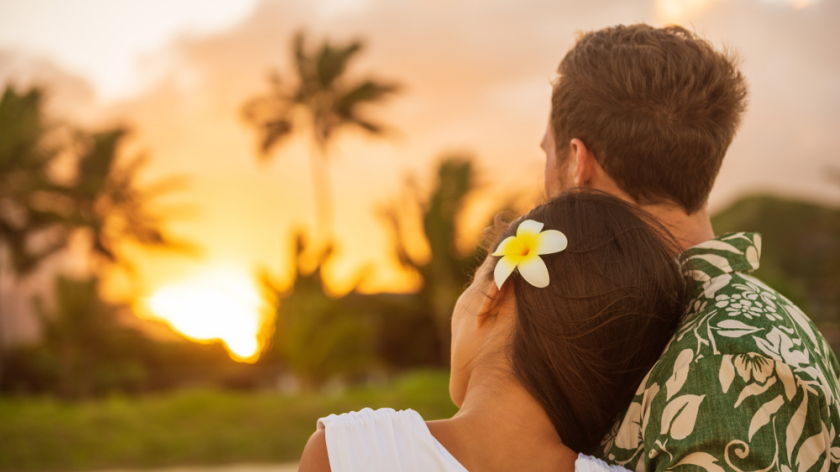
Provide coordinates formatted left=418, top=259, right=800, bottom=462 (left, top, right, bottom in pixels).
left=1, top=0, right=838, bottom=357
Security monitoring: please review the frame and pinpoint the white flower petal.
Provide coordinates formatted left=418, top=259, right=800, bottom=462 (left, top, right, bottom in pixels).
left=516, top=219, right=544, bottom=238
left=534, top=230, right=568, bottom=255
left=492, top=236, right=518, bottom=256
left=494, top=255, right=519, bottom=289
left=518, top=254, right=550, bottom=288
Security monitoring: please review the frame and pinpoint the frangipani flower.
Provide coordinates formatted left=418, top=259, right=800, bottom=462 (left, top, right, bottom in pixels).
left=492, top=219, right=568, bottom=289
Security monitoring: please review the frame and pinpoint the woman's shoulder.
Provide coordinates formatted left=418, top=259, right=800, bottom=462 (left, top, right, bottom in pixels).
left=576, top=454, right=633, bottom=472
left=302, top=408, right=414, bottom=472
left=304, top=407, right=466, bottom=472
left=302, top=408, right=417, bottom=472
left=299, top=429, right=331, bottom=472
left=316, top=407, right=422, bottom=429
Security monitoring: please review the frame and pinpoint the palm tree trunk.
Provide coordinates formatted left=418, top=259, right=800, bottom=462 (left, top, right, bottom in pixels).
left=309, top=138, right=334, bottom=247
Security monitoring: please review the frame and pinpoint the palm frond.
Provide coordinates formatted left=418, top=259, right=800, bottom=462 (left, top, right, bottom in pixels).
left=317, top=40, right=363, bottom=89
left=336, top=80, right=399, bottom=119
left=349, top=118, right=384, bottom=135
left=75, top=129, right=129, bottom=199
left=0, top=86, right=50, bottom=174
left=292, top=31, right=309, bottom=86
left=260, top=119, right=293, bottom=156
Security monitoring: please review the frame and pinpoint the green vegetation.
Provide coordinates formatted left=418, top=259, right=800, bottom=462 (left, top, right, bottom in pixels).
left=259, top=235, right=379, bottom=388
left=381, top=156, right=510, bottom=365
left=0, top=370, right=456, bottom=471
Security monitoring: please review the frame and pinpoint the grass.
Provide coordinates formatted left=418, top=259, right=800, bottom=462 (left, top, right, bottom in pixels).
left=0, top=370, right=457, bottom=471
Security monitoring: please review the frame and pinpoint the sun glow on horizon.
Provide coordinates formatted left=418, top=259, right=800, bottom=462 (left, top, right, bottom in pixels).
left=656, top=0, right=716, bottom=22
left=657, top=0, right=819, bottom=22
left=141, top=269, right=268, bottom=362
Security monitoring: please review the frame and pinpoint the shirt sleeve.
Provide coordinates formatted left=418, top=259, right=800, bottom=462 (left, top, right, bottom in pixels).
left=629, top=354, right=840, bottom=472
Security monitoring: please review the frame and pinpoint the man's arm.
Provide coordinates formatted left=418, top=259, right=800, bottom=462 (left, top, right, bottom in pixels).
left=636, top=355, right=838, bottom=472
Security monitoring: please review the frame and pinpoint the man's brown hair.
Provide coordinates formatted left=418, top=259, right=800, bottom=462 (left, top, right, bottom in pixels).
left=551, top=24, right=748, bottom=213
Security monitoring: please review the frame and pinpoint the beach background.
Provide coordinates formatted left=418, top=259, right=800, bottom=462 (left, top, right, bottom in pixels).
left=0, top=0, right=838, bottom=470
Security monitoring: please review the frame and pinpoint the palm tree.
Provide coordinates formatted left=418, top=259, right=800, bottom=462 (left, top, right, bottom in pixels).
left=258, top=233, right=376, bottom=388
left=0, top=86, right=73, bottom=382
left=0, top=86, right=70, bottom=277
left=243, top=32, right=399, bottom=241
left=0, top=87, right=188, bottom=276
left=66, top=128, right=193, bottom=270
left=381, top=155, right=517, bottom=365
left=0, top=84, right=190, bottom=382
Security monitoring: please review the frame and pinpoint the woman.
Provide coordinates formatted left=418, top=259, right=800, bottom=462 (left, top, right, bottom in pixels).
left=300, top=189, right=692, bottom=472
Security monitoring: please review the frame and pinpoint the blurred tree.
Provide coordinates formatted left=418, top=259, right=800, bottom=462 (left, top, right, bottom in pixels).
left=35, top=276, right=147, bottom=397
left=0, top=86, right=74, bottom=383
left=381, top=155, right=515, bottom=365
left=352, top=290, right=441, bottom=370
left=0, top=83, right=190, bottom=386
left=0, top=86, right=71, bottom=276
left=0, top=85, right=188, bottom=278
left=243, top=32, right=399, bottom=241
left=257, top=156, right=517, bottom=381
left=259, top=233, right=376, bottom=388
left=65, top=128, right=192, bottom=270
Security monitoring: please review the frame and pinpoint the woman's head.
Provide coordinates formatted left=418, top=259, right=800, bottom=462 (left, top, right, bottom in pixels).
left=449, top=189, right=692, bottom=453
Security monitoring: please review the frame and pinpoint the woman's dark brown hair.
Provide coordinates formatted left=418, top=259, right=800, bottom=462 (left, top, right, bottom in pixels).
left=488, top=189, right=692, bottom=453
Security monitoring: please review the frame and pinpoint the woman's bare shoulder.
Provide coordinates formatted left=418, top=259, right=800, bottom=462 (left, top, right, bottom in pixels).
left=298, top=429, right=331, bottom=472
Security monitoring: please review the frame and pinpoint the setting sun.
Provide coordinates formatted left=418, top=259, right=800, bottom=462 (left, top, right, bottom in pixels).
left=142, top=269, right=268, bottom=362
left=656, top=0, right=715, bottom=22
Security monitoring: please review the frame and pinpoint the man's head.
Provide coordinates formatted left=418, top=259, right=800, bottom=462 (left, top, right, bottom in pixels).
left=545, top=24, right=748, bottom=214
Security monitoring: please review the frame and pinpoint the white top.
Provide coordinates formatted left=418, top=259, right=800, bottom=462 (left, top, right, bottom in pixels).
left=316, top=407, right=630, bottom=472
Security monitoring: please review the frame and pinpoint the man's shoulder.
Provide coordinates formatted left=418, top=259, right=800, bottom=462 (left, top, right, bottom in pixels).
left=597, top=270, right=840, bottom=472
left=598, top=233, right=840, bottom=471
left=653, top=271, right=837, bottom=382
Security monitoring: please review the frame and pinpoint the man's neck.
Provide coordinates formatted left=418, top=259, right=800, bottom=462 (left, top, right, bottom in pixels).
left=638, top=202, right=715, bottom=252
left=568, top=161, right=716, bottom=251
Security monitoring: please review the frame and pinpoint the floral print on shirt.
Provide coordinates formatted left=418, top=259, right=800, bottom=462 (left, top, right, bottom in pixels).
left=596, top=233, right=840, bottom=472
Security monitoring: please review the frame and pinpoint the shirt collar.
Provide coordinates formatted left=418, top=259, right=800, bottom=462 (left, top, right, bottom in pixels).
left=680, top=232, right=762, bottom=282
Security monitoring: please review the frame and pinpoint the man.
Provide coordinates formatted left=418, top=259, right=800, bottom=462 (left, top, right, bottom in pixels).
left=543, top=24, right=840, bottom=472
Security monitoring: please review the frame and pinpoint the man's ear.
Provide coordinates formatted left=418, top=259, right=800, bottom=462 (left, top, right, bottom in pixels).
left=477, top=279, right=514, bottom=328
left=570, top=138, right=597, bottom=187
left=570, top=139, right=632, bottom=201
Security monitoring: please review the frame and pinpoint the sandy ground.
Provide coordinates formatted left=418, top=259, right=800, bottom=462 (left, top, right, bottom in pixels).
left=93, top=464, right=298, bottom=472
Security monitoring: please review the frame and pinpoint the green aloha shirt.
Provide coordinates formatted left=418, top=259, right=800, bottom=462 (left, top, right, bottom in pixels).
left=596, top=232, right=840, bottom=472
